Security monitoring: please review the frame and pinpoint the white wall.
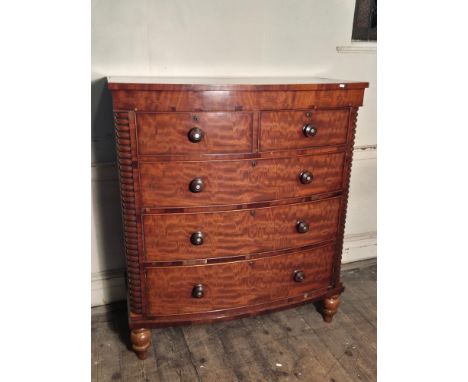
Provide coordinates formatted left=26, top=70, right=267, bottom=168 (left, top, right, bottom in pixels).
left=91, top=0, right=376, bottom=306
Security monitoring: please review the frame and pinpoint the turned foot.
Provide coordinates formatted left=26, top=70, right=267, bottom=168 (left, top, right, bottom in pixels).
left=130, top=328, right=151, bottom=360
left=323, top=294, right=341, bottom=323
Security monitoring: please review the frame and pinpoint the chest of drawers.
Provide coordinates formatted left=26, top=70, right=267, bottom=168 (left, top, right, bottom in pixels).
left=108, top=77, right=368, bottom=359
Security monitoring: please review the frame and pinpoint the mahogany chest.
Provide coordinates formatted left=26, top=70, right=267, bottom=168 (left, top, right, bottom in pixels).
left=108, top=77, right=368, bottom=359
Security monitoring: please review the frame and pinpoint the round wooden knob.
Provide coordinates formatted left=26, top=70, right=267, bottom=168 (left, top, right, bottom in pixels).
left=303, top=124, right=317, bottom=137
left=189, top=178, right=204, bottom=193
left=293, top=270, right=305, bottom=283
left=188, top=127, right=204, bottom=143
left=299, top=171, right=313, bottom=184
left=296, top=220, right=309, bottom=233
left=190, top=231, right=204, bottom=245
left=192, top=284, right=204, bottom=298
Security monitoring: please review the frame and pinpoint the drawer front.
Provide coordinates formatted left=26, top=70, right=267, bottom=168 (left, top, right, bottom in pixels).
left=250, top=244, right=334, bottom=302
left=146, top=244, right=334, bottom=315
left=140, top=152, right=345, bottom=207
left=260, top=109, right=349, bottom=151
left=137, top=112, right=253, bottom=155
left=143, top=197, right=341, bottom=261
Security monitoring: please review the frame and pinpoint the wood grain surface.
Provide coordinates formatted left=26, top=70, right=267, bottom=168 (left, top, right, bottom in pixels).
left=260, top=109, right=349, bottom=151
left=146, top=244, right=334, bottom=316
left=137, top=144, right=346, bottom=163
left=139, top=152, right=345, bottom=207
left=137, top=112, right=253, bottom=155
left=143, top=197, right=341, bottom=261
left=111, top=89, right=366, bottom=111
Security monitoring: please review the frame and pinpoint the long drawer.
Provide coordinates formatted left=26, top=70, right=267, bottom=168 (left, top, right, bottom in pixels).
left=139, top=152, right=345, bottom=207
left=260, top=109, right=349, bottom=151
left=146, top=244, right=335, bottom=316
left=143, top=197, right=341, bottom=261
left=137, top=112, right=253, bottom=155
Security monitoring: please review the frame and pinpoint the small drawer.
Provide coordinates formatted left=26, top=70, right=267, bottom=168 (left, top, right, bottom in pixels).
left=146, top=244, right=334, bottom=315
left=143, top=197, right=341, bottom=261
left=139, top=152, right=345, bottom=207
left=260, top=109, right=349, bottom=151
left=136, top=112, right=253, bottom=155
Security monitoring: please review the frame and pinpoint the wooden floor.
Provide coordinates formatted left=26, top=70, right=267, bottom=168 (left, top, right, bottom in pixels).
left=92, top=261, right=376, bottom=382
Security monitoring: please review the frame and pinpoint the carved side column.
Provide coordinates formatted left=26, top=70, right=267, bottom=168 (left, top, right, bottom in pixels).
left=114, top=111, right=143, bottom=314
left=332, top=107, right=359, bottom=287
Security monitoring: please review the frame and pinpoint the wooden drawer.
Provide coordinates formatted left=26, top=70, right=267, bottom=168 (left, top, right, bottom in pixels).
left=143, top=197, right=341, bottom=261
left=146, top=244, right=334, bottom=315
left=260, top=109, right=349, bottom=151
left=136, top=112, right=253, bottom=155
left=139, top=152, right=345, bottom=207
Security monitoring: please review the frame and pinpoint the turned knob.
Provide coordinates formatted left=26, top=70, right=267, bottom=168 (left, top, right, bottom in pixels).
left=190, top=231, right=204, bottom=245
left=303, top=124, right=317, bottom=137
left=189, top=178, right=204, bottom=193
left=299, top=171, right=313, bottom=184
left=188, top=127, right=204, bottom=143
left=296, top=220, right=309, bottom=233
left=192, top=284, right=204, bottom=298
left=293, top=270, right=305, bottom=283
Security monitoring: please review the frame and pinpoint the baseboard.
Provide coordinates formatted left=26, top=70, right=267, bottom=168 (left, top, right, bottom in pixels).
left=342, top=231, right=377, bottom=263
left=91, top=231, right=377, bottom=307
left=341, top=257, right=377, bottom=271
left=353, top=145, right=377, bottom=161
left=91, top=268, right=126, bottom=307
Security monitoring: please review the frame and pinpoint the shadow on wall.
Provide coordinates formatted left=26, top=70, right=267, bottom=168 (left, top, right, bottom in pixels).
left=92, top=77, right=126, bottom=304
left=92, top=77, right=116, bottom=163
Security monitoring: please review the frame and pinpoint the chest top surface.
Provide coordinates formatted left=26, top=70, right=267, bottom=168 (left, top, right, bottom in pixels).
left=107, top=76, right=369, bottom=91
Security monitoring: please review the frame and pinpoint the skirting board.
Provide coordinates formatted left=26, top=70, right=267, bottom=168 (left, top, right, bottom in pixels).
left=91, top=231, right=377, bottom=307
left=341, top=231, right=377, bottom=263
left=92, top=268, right=127, bottom=308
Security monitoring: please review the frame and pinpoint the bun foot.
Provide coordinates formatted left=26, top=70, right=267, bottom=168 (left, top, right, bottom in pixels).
left=323, top=294, right=341, bottom=323
left=130, top=328, right=151, bottom=360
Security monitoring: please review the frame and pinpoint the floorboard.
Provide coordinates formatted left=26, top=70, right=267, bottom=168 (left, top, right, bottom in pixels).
left=91, top=261, right=377, bottom=382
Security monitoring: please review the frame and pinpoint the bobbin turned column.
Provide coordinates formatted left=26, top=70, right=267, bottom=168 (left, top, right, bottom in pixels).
left=130, top=328, right=152, bottom=360
left=322, top=294, right=341, bottom=323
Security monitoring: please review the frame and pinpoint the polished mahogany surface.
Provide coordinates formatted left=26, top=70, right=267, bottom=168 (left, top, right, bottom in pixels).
left=109, top=77, right=367, bottom=358
left=146, top=244, right=335, bottom=316
left=137, top=112, right=253, bottom=155
left=139, top=153, right=345, bottom=208
left=260, top=109, right=349, bottom=151
left=143, top=197, right=341, bottom=261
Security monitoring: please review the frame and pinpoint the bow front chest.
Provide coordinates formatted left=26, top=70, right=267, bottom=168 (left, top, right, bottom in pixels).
left=108, top=77, right=368, bottom=359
